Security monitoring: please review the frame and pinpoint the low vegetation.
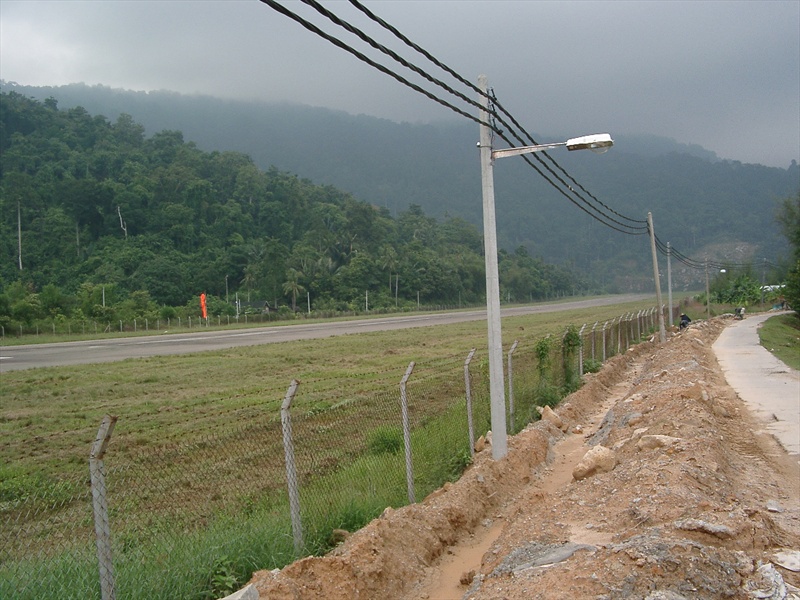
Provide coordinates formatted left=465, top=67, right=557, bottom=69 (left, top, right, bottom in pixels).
left=759, top=313, right=800, bottom=371
left=1, top=299, right=654, bottom=599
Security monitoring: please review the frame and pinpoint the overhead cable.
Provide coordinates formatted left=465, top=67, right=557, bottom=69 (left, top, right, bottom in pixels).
left=259, top=0, right=649, bottom=235
left=347, top=0, right=647, bottom=228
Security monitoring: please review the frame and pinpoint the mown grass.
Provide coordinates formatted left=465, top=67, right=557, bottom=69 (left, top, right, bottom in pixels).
left=1, top=298, right=657, bottom=599
left=759, top=313, right=800, bottom=371
left=0, top=299, right=656, bottom=480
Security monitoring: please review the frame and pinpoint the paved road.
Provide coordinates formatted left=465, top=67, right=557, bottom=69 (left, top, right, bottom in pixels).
left=712, top=312, right=800, bottom=458
left=0, top=294, right=649, bottom=372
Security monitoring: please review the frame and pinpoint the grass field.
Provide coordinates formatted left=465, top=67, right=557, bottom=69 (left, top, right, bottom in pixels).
left=0, top=298, right=660, bottom=479
left=759, top=312, right=800, bottom=371
left=1, top=297, right=663, bottom=599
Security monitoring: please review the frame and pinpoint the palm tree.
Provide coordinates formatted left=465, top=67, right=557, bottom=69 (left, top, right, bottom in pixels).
left=282, top=268, right=305, bottom=312
left=379, top=245, right=398, bottom=295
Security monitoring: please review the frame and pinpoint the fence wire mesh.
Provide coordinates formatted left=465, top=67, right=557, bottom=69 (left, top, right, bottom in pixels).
left=1, top=306, right=670, bottom=599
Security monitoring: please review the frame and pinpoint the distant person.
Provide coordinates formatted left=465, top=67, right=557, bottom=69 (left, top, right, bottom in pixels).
left=680, top=313, right=691, bottom=330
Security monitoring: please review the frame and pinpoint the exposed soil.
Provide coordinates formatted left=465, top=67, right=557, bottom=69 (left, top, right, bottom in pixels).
left=248, top=317, right=800, bottom=600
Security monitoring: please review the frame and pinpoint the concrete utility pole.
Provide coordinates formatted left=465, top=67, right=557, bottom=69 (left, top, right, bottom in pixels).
left=667, top=242, right=673, bottom=328
left=476, top=74, right=613, bottom=460
left=477, top=75, right=508, bottom=459
left=705, top=259, right=711, bottom=319
left=647, top=212, right=667, bottom=342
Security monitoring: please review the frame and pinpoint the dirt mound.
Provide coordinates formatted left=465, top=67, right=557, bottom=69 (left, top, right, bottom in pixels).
left=248, top=318, right=800, bottom=600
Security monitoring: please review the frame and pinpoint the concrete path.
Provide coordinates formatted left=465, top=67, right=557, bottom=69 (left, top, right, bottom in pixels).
left=712, top=312, right=800, bottom=459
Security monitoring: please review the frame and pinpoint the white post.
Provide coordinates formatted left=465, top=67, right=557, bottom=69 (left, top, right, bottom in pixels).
left=280, top=380, right=302, bottom=555
left=507, top=341, right=519, bottom=434
left=602, top=322, right=608, bottom=362
left=399, top=362, right=416, bottom=503
left=478, top=74, right=508, bottom=459
left=705, top=259, right=711, bottom=319
left=648, top=212, right=667, bottom=342
left=464, top=349, right=477, bottom=457
left=578, top=324, right=587, bottom=375
left=667, top=242, right=674, bottom=328
left=90, top=415, right=118, bottom=600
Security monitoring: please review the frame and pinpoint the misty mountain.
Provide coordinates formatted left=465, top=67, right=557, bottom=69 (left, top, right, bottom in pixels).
left=3, top=81, right=797, bottom=289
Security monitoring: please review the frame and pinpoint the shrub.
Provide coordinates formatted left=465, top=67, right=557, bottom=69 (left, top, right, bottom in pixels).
left=583, top=358, right=602, bottom=373
left=366, top=426, right=403, bottom=455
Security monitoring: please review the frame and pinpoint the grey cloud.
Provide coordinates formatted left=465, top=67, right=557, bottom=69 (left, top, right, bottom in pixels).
left=0, top=0, right=797, bottom=167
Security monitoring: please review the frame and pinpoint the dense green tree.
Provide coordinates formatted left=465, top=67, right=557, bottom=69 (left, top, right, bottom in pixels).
left=0, top=92, right=584, bottom=325
left=776, top=192, right=800, bottom=315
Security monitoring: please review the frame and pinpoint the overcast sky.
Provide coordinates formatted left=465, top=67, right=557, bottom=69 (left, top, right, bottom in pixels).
left=1, top=0, right=798, bottom=168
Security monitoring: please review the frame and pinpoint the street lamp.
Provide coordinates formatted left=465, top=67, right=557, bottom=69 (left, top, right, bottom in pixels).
left=477, top=74, right=614, bottom=459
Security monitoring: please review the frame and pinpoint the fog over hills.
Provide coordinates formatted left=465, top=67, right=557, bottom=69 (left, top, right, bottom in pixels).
left=4, top=81, right=797, bottom=290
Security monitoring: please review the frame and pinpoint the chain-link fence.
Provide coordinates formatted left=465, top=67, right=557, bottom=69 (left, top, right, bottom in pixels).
left=1, top=305, right=671, bottom=599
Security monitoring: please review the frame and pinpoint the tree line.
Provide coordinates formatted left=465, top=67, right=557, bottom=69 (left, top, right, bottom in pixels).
left=0, top=92, right=583, bottom=329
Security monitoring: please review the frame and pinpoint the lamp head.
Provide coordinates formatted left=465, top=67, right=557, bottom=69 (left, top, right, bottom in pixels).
left=566, top=133, right=614, bottom=154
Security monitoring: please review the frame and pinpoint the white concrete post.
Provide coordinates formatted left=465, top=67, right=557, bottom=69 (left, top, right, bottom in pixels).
left=507, top=341, right=519, bottom=434
left=90, top=415, right=118, bottom=600
left=463, top=349, right=477, bottom=457
left=400, top=362, right=416, bottom=503
left=280, top=380, right=302, bottom=555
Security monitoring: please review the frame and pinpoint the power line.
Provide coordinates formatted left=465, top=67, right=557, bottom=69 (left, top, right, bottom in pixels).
left=348, top=0, right=648, bottom=229
left=259, top=0, right=649, bottom=235
left=653, top=234, right=780, bottom=272
left=257, top=0, right=488, bottom=128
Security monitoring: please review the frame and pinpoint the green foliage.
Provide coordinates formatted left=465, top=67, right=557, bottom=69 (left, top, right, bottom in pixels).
left=5, top=82, right=796, bottom=297
left=533, top=335, right=553, bottom=374
left=583, top=358, right=603, bottom=373
left=0, top=92, right=583, bottom=324
left=710, top=271, right=762, bottom=306
left=561, top=324, right=583, bottom=392
left=758, top=313, right=800, bottom=371
left=533, top=382, right=562, bottom=409
left=776, top=193, right=800, bottom=314
left=447, top=448, right=473, bottom=480
left=0, top=465, right=78, bottom=508
left=562, top=324, right=582, bottom=355
left=366, top=425, right=403, bottom=455
left=200, top=556, right=241, bottom=600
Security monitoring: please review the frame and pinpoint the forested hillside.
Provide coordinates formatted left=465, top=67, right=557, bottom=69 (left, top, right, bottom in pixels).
left=0, top=92, right=582, bottom=327
left=3, top=81, right=797, bottom=294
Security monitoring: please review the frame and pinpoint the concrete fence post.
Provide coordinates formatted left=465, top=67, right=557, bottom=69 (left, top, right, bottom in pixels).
left=591, top=322, right=598, bottom=360
left=601, top=321, right=608, bottom=362
left=578, top=324, right=587, bottom=375
left=400, top=362, right=416, bottom=504
left=464, top=349, right=477, bottom=457
left=280, top=380, right=302, bottom=556
left=626, top=314, right=631, bottom=348
left=90, top=415, right=118, bottom=600
left=507, top=341, right=519, bottom=434
left=629, top=312, right=635, bottom=347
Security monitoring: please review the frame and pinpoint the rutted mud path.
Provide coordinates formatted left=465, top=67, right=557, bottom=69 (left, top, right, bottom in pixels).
left=418, top=378, right=631, bottom=599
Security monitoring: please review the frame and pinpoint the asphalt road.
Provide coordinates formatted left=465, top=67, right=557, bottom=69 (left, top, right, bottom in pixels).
left=0, top=295, right=650, bottom=372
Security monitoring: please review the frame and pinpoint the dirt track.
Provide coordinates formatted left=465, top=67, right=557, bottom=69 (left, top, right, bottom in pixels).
left=247, top=316, right=800, bottom=600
